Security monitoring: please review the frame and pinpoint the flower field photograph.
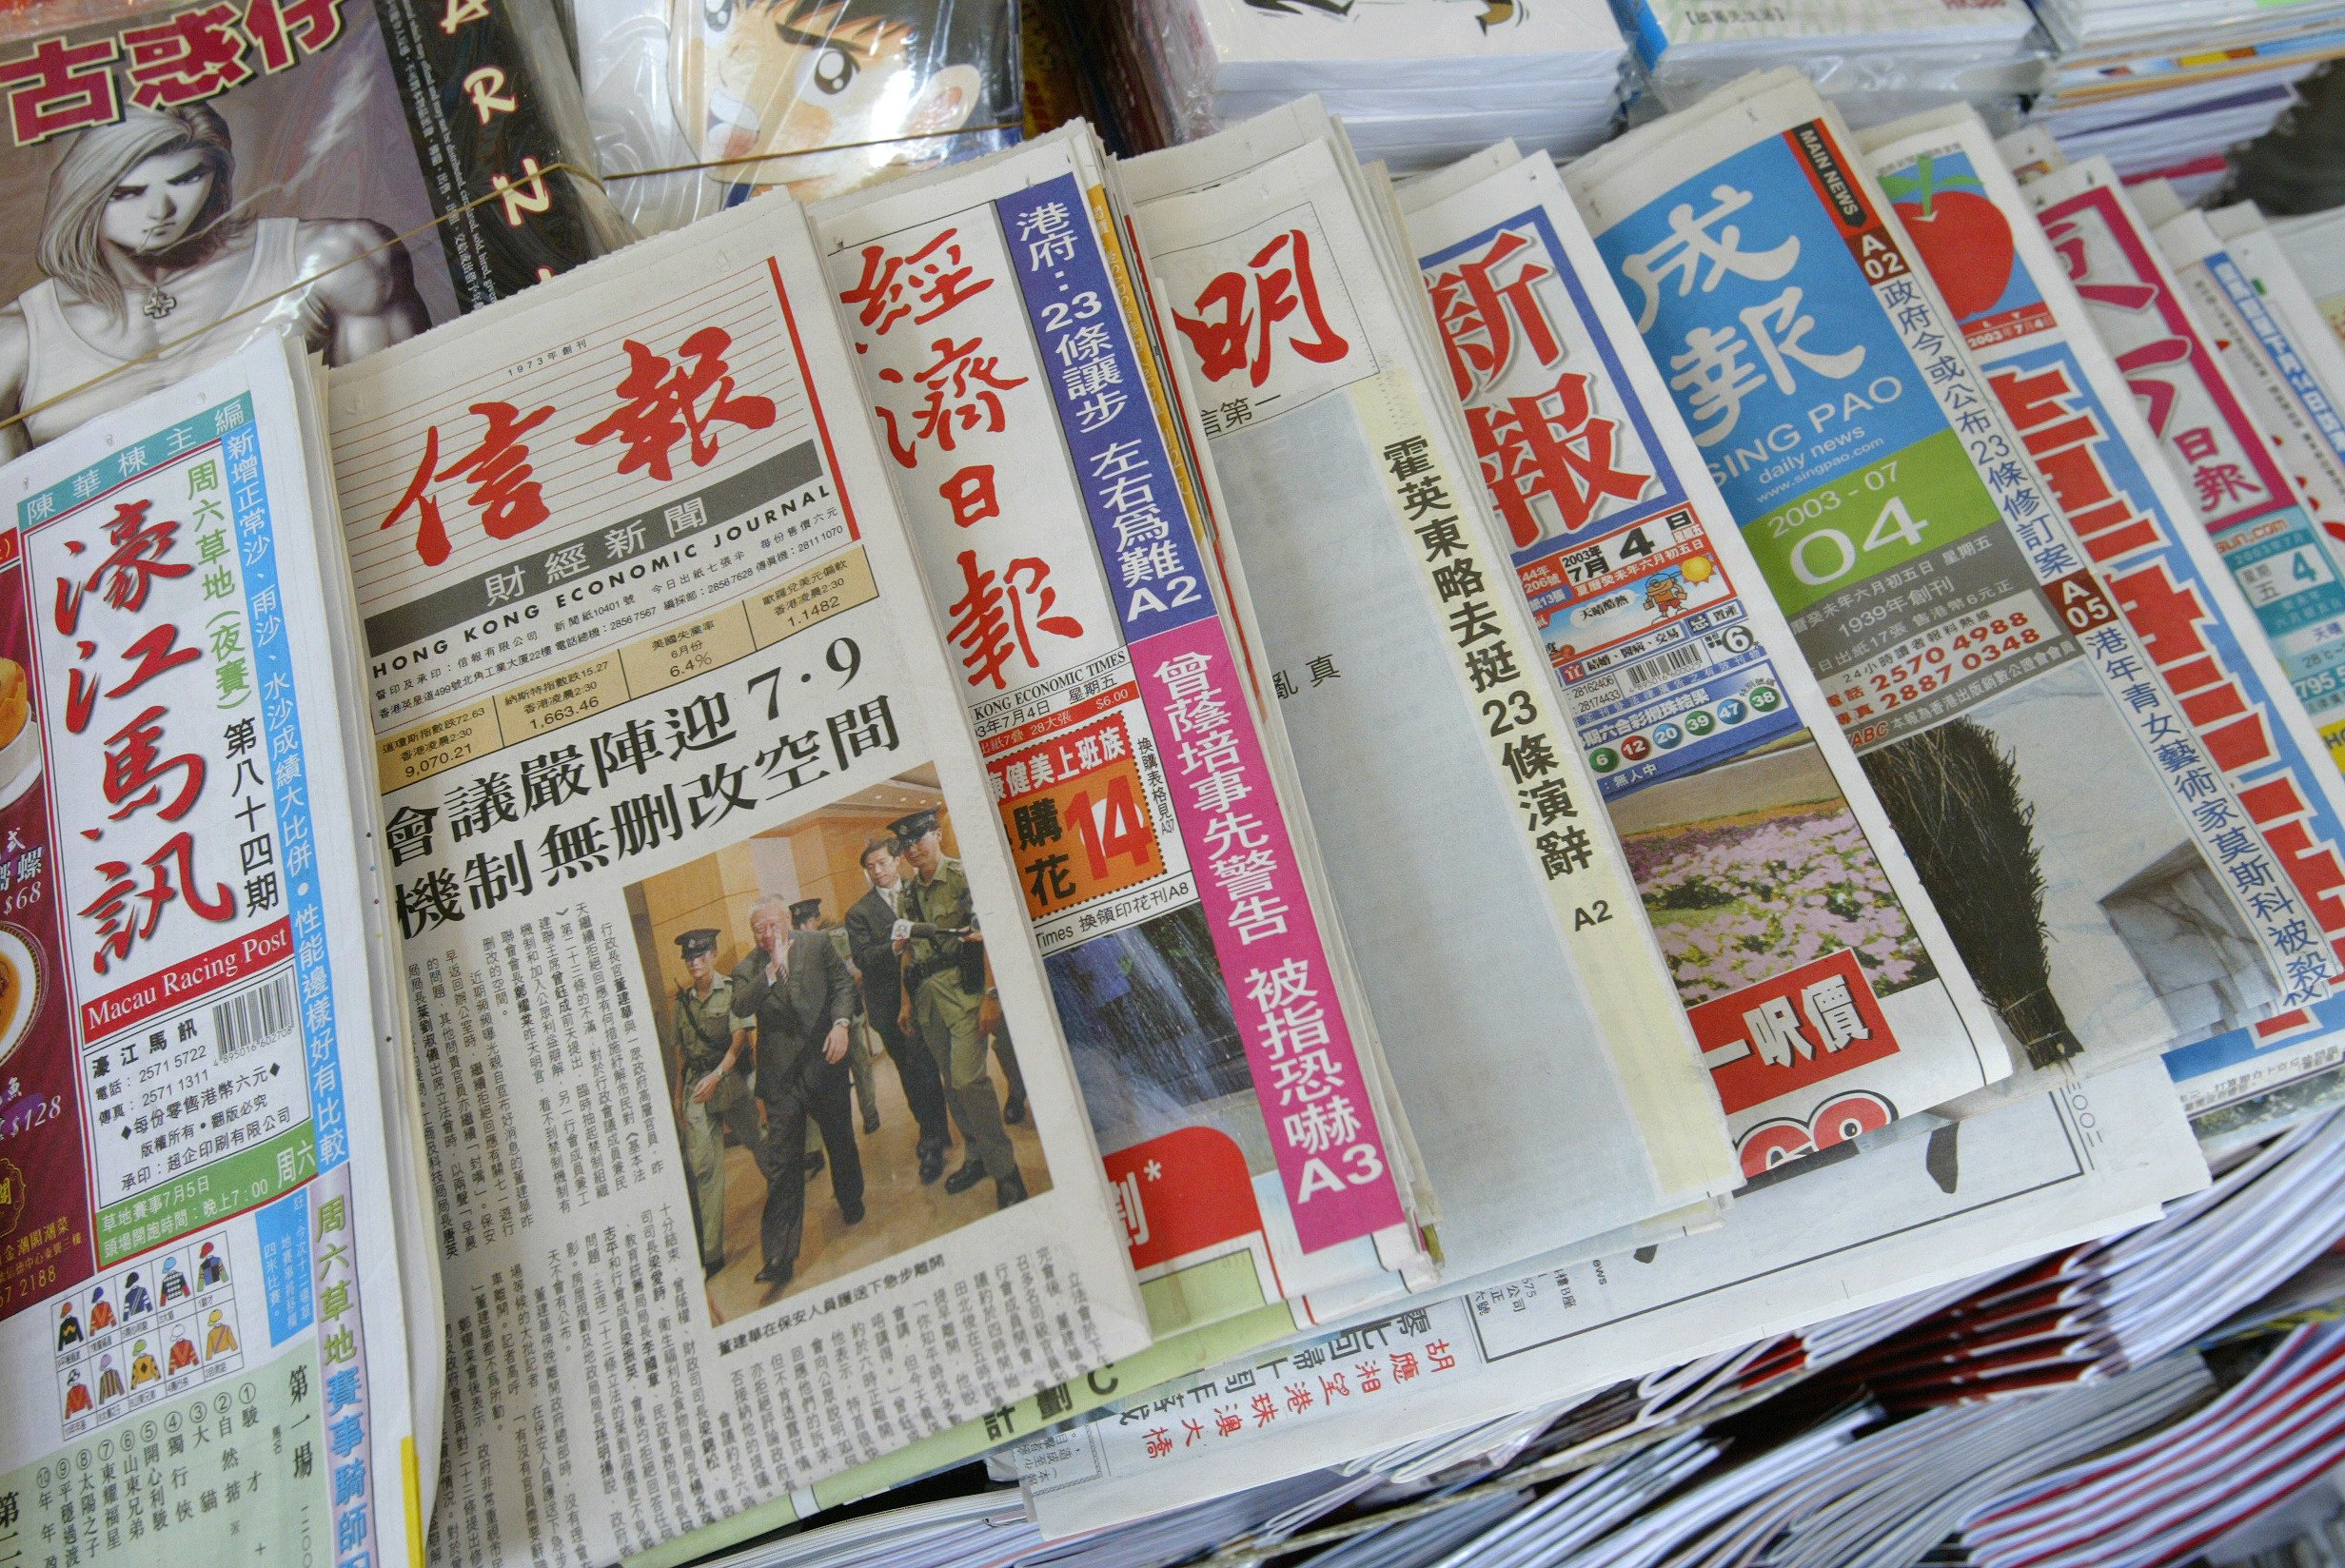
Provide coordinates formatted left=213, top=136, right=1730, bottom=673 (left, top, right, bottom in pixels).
left=1610, top=735, right=1936, bottom=1009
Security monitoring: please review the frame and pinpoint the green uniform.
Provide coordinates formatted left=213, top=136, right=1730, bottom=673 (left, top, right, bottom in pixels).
left=901, top=857, right=1017, bottom=1184
left=672, top=972, right=761, bottom=1270
left=827, top=924, right=878, bottom=1125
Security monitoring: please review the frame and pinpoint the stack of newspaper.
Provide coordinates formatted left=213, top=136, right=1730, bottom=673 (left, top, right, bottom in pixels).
left=1955, top=1321, right=2345, bottom=1568
left=1054, top=0, right=1626, bottom=168
left=1611, top=0, right=2047, bottom=127
left=988, top=74, right=2345, bottom=1537
left=10, top=39, right=2345, bottom=1568
left=1574, top=72, right=2345, bottom=1113
left=2025, top=0, right=2345, bottom=194
left=640, top=1107, right=2345, bottom=1568
left=1827, top=1111, right=2345, bottom=1403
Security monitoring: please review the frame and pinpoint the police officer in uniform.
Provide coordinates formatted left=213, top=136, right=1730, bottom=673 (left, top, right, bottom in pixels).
left=669, top=929, right=762, bottom=1279
left=731, top=894, right=863, bottom=1291
left=891, top=810, right=1027, bottom=1207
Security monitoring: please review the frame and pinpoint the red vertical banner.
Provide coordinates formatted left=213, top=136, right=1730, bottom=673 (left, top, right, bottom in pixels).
left=0, top=540, right=91, bottom=1320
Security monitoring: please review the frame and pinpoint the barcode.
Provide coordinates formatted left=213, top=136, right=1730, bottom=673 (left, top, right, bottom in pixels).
left=215, top=971, right=299, bottom=1061
left=1623, top=642, right=1708, bottom=693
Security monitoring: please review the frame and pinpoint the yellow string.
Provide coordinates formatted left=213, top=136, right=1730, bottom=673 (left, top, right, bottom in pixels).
left=0, top=117, right=1020, bottom=439
left=610, top=116, right=1022, bottom=181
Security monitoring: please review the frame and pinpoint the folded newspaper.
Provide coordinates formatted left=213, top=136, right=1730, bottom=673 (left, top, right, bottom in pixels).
left=2009, top=155, right=2345, bottom=1144
left=0, top=333, right=436, bottom=1568
left=1120, top=104, right=1742, bottom=1265
left=1, top=79, right=2315, bottom=1568
left=1563, top=69, right=2339, bottom=1096
left=327, top=188, right=1156, bottom=1565
left=812, top=120, right=1438, bottom=1304
left=566, top=122, right=1459, bottom=1568
left=1008, top=1056, right=2206, bottom=1535
left=1846, top=111, right=2345, bottom=1147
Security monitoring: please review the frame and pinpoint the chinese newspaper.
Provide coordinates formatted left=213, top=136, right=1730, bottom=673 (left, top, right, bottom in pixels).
left=325, top=190, right=1150, bottom=1566
left=1401, top=144, right=2012, bottom=1179
left=1123, top=111, right=1742, bottom=1269
left=1854, top=110, right=2345, bottom=1148
left=0, top=335, right=432, bottom=1568
left=813, top=129, right=1435, bottom=1325
left=636, top=121, right=1452, bottom=1568
left=2158, top=204, right=2345, bottom=769
left=2000, top=154, right=2345, bottom=1141
left=1564, top=69, right=2335, bottom=1093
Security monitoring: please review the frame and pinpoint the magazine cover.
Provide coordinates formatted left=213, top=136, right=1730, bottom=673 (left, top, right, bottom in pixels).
left=0, top=0, right=624, bottom=451
left=570, top=0, right=1023, bottom=236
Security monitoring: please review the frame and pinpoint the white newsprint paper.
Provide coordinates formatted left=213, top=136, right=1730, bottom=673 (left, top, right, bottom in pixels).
left=1011, top=1059, right=2205, bottom=1536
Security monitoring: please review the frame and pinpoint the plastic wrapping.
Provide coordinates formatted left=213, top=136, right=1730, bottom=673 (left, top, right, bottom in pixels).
left=570, top=0, right=1021, bottom=237
left=0, top=0, right=627, bottom=451
left=1059, top=0, right=1626, bottom=167
left=1610, top=0, right=2052, bottom=127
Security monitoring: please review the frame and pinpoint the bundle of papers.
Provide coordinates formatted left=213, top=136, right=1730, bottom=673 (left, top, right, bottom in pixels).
left=1652, top=1355, right=2216, bottom=1568
left=1009, top=1061, right=2203, bottom=1535
left=1829, top=1110, right=2345, bottom=1403
left=690, top=1254, right=2345, bottom=1568
left=1612, top=0, right=2048, bottom=127
left=1054, top=0, right=1626, bottom=169
left=1571, top=72, right=2345, bottom=1101
left=2026, top=0, right=2345, bottom=190
left=1957, top=1320, right=2345, bottom=1568
left=1119, top=105, right=1741, bottom=1278
left=2031, top=69, right=2318, bottom=196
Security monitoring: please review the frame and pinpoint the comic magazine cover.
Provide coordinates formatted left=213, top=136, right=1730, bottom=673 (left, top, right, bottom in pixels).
left=571, top=0, right=1023, bottom=236
left=0, top=0, right=625, bottom=450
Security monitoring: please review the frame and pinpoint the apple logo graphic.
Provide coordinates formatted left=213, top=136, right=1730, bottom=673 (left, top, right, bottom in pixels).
left=1882, top=155, right=2017, bottom=323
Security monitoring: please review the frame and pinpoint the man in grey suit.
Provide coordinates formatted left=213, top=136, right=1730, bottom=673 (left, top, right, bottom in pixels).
left=730, top=893, right=862, bottom=1292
